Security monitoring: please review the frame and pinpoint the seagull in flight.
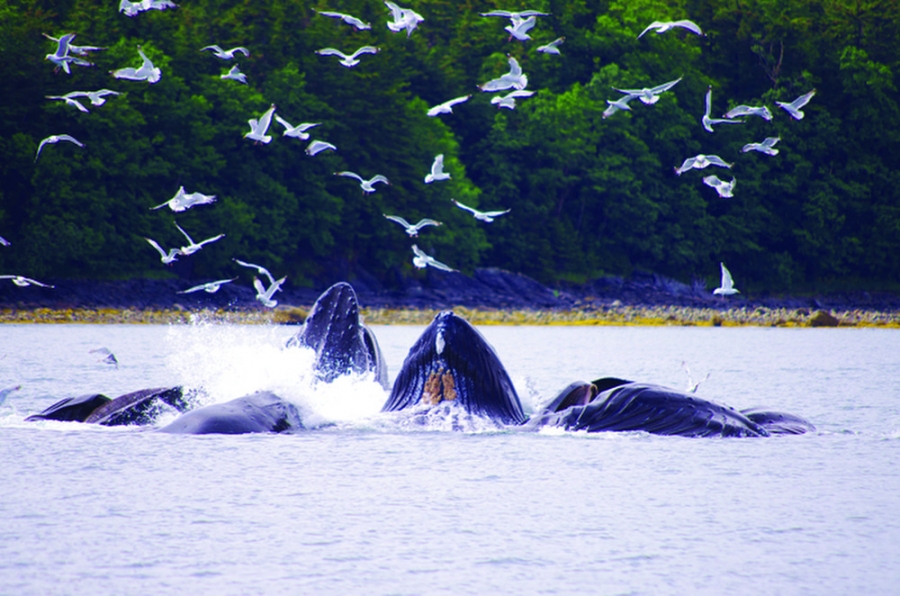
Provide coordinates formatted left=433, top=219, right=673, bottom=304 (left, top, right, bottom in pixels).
left=336, top=171, right=390, bottom=193
left=274, top=115, right=320, bottom=140
left=253, top=275, right=286, bottom=308
left=47, top=90, right=120, bottom=112
left=427, top=95, right=471, bottom=117
left=145, top=237, right=180, bottom=264
left=317, top=10, right=371, bottom=30
left=35, top=134, right=84, bottom=162
left=306, top=140, right=337, bottom=156
left=638, top=19, right=704, bottom=38
left=702, top=86, right=743, bottom=132
left=613, top=76, right=682, bottom=105
left=119, top=0, right=177, bottom=17
left=111, top=46, right=161, bottom=83
left=384, top=215, right=442, bottom=238
left=178, top=278, right=237, bottom=294
left=0, top=385, right=21, bottom=407
left=505, top=15, right=537, bottom=41
left=90, top=347, right=119, bottom=369
left=674, top=154, right=733, bottom=176
left=43, top=33, right=105, bottom=56
left=702, top=175, right=736, bottom=198
left=46, top=93, right=90, bottom=113
left=412, top=245, right=457, bottom=272
left=776, top=89, right=816, bottom=120
left=44, top=33, right=93, bottom=73
left=385, top=1, right=424, bottom=37
left=174, top=222, right=225, bottom=256
left=681, top=361, right=709, bottom=394
left=603, top=95, right=637, bottom=119
left=713, top=262, right=739, bottom=296
left=451, top=199, right=511, bottom=222
left=233, top=258, right=279, bottom=286
left=724, top=104, right=772, bottom=121
left=425, top=154, right=450, bottom=183
left=0, top=235, right=9, bottom=247
left=742, top=136, right=781, bottom=156
left=491, top=89, right=534, bottom=110
left=479, top=56, right=528, bottom=92
left=537, top=37, right=565, bottom=55
left=152, top=186, right=217, bottom=212
left=0, top=275, right=55, bottom=288
left=316, top=46, right=379, bottom=68
left=480, top=9, right=549, bottom=19
left=245, top=104, right=276, bottom=144
left=200, top=45, right=250, bottom=60
left=221, top=65, right=247, bottom=83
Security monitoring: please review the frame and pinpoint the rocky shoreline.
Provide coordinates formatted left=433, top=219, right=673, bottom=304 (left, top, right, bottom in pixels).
left=2, top=268, right=899, bottom=327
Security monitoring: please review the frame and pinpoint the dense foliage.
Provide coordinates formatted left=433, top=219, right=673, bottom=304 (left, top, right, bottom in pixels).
left=1, top=0, right=898, bottom=292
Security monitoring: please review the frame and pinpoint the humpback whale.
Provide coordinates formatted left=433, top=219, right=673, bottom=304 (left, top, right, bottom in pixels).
left=287, top=281, right=389, bottom=389
left=159, top=391, right=305, bottom=434
left=382, top=311, right=527, bottom=425
left=26, top=387, right=191, bottom=425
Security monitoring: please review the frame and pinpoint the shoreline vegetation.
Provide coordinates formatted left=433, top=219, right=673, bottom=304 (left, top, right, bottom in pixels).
left=3, top=304, right=899, bottom=328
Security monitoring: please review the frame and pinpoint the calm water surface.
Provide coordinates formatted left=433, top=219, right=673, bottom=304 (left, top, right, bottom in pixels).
left=1, top=323, right=899, bottom=595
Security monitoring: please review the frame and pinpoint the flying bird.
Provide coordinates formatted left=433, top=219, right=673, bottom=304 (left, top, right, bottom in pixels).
left=315, top=46, right=379, bottom=68
left=702, top=86, right=743, bottom=132
left=776, top=90, right=816, bottom=120
left=220, top=64, right=247, bottom=83
left=724, top=104, right=773, bottom=121
left=505, top=15, right=537, bottom=41
left=145, top=237, right=180, bottom=264
left=200, top=45, right=250, bottom=60
left=90, top=347, right=119, bottom=369
left=44, top=33, right=92, bottom=73
left=111, top=46, right=161, bottom=83
left=317, top=10, right=371, bottom=30
left=490, top=89, right=535, bottom=110
left=742, top=136, right=781, bottom=156
left=0, top=235, right=9, bottom=247
left=537, top=37, right=565, bottom=55
left=713, top=262, right=739, bottom=296
left=245, top=104, right=276, bottom=144
left=306, top=140, right=337, bottom=156
left=335, top=171, right=390, bottom=193
left=152, top=186, right=217, bottom=212
left=274, top=115, right=320, bottom=140
left=427, top=95, right=471, bottom=117
left=383, top=215, right=442, bottom=238
left=681, top=361, right=709, bottom=394
left=43, top=33, right=105, bottom=56
left=174, top=222, right=225, bottom=256
left=602, top=95, right=637, bottom=119
left=35, top=134, right=84, bottom=162
left=119, top=0, right=177, bottom=17
left=480, top=10, right=550, bottom=19
left=233, top=258, right=279, bottom=286
left=674, top=154, right=733, bottom=176
left=253, top=275, right=286, bottom=308
left=451, top=199, right=511, bottom=222
left=0, top=275, right=54, bottom=288
left=385, top=1, right=424, bottom=37
left=424, top=154, right=450, bottom=183
left=638, top=19, right=704, bottom=38
left=702, top=175, right=736, bottom=198
left=613, top=77, right=682, bottom=105
left=45, top=93, right=90, bottom=113
left=479, top=56, right=528, bottom=92
left=0, top=385, right=21, bottom=407
left=178, top=278, right=237, bottom=294
left=412, top=245, right=457, bottom=272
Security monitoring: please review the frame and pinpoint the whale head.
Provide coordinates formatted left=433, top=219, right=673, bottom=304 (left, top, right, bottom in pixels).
left=382, top=311, right=526, bottom=425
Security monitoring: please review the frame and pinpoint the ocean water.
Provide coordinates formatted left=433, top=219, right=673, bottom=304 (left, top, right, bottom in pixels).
left=1, top=322, right=899, bottom=595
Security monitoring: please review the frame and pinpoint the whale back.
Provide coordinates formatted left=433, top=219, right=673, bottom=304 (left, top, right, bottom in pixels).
left=288, top=282, right=388, bottom=388
left=383, top=311, right=526, bottom=425
left=25, top=393, right=112, bottom=422
left=85, top=386, right=191, bottom=426
left=160, top=391, right=304, bottom=435
left=740, top=407, right=816, bottom=435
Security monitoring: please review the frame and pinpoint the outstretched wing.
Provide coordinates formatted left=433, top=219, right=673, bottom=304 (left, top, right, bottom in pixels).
left=336, top=171, right=364, bottom=183
left=384, top=214, right=412, bottom=228
left=451, top=199, right=478, bottom=215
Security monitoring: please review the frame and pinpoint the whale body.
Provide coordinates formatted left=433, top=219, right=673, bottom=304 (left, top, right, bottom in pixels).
left=159, top=391, right=304, bottom=435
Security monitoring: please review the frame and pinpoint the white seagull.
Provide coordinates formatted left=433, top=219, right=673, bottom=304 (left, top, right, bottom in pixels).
left=776, top=89, right=816, bottom=120
left=638, top=19, right=704, bottom=38
left=537, top=37, right=565, bottom=55
left=412, top=245, right=457, bottom=272
left=613, top=76, right=682, bottom=105
left=44, top=33, right=93, bottom=74
left=152, top=186, right=217, bottom=212
left=178, top=278, right=237, bottom=294
left=111, top=46, right=161, bottom=84
left=35, top=134, right=84, bottom=162
left=317, top=10, right=371, bottom=30
left=221, top=64, right=247, bottom=83
left=724, top=104, right=773, bottom=121
left=702, top=175, right=736, bottom=198
left=505, top=15, right=537, bottom=41
left=427, top=95, right=471, bottom=117
left=742, top=136, right=781, bottom=156
left=316, top=46, right=379, bottom=68
left=702, top=86, right=743, bottom=132
left=480, top=9, right=550, bottom=19
left=46, top=93, right=90, bottom=113
left=145, top=237, right=180, bottom=264
left=383, top=215, right=442, bottom=238
left=306, top=140, right=337, bottom=156
left=200, top=45, right=250, bottom=60
left=335, top=171, right=390, bottom=193
left=46, top=89, right=120, bottom=112
left=233, top=258, right=279, bottom=286
left=274, top=115, right=320, bottom=140
left=603, top=95, right=637, bottom=119
left=0, top=235, right=9, bottom=247
left=681, top=361, right=710, bottom=394
left=713, top=262, right=739, bottom=296
left=0, top=385, right=21, bottom=406
left=90, top=347, right=119, bottom=369
left=253, top=275, right=286, bottom=308
left=674, top=154, right=733, bottom=176
left=0, top=275, right=54, bottom=288
left=424, top=154, right=450, bottom=183
left=119, top=0, right=177, bottom=17
left=451, top=199, right=511, bottom=222
left=385, top=1, right=424, bottom=37
left=491, top=88, right=535, bottom=110
left=479, top=56, right=528, bottom=92
left=174, top=222, right=225, bottom=256
left=245, top=104, right=276, bottom=144
left=43, top=33, right=105, bottom=56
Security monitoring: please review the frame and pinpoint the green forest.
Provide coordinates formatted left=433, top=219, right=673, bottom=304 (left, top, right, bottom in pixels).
left=1, top=0, right=898, bottom=293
